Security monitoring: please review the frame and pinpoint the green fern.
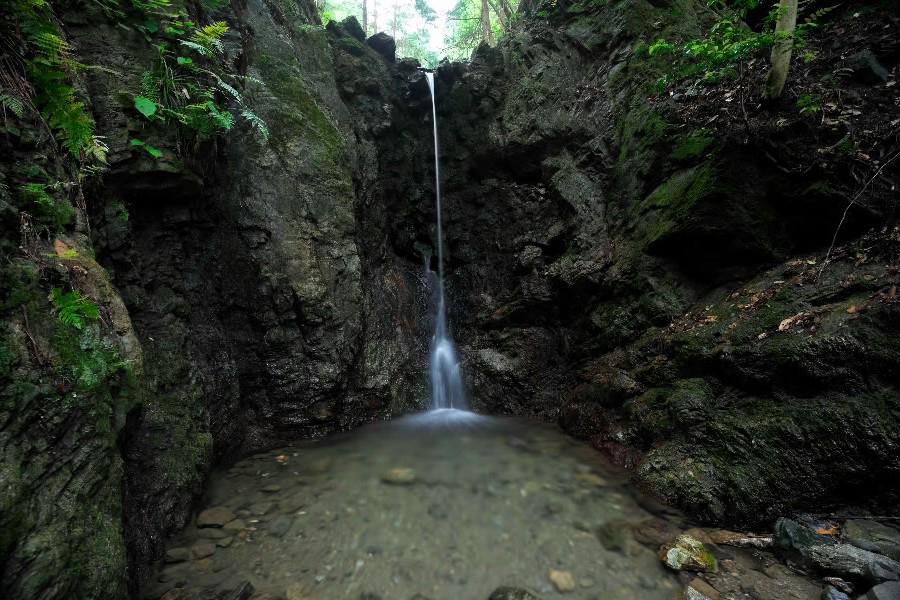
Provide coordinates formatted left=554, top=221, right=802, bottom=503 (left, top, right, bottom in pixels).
left=18, top=182, right=54, bottom=209
left=17, top=181, right=74, bottom=230
left=54, top=322, right=130, bottom=392
left=1, top=93, right=26, bottom=118
left=130, top=0, right=172, bottom=13
left=213, top=75, right=242, bottom=105
left=129, top=14, right=268, bottom=144
left=241, top=109, right=269, bottom=140
left=28, top=30, right=70, bottom=58
left=50, top=288, right=100, bottom=330
left=16, top=0, right=97, bottom=158
left=191, top=21, right=228, bottom=54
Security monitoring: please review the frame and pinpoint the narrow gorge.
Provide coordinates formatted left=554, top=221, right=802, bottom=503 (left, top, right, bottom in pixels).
left=1, top=0, right=899, bottom=598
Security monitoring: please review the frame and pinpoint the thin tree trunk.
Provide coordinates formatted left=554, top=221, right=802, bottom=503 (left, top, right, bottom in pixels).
left=362, top=0, right=367, bottom=35
left=392, top=0, right=398, bottom=38
left=488, top=0, right=508, bottom=30
left=500, top=0, right=513, bottom=25
left=372, top=0, right=378, bottom=34
left=765, top=0, right=798, bottom=99
left=480, top=0, right=494, bottom=45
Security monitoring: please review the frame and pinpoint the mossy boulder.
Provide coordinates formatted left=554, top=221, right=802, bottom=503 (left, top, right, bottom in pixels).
left=658, top=534, right=718, bottom=573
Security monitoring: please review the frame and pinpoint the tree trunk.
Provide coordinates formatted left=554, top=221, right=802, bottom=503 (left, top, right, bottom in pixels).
left=362, top=0, right=367, bottom=35
left=480, top=0, right=494, bottom=45
left=765, top=0, right=798, bottom=99
left=488, top=0, right=508, bottom=31
left=372, top=0, right=378, bottom=34
left=392, top=0, right=398, bottom=38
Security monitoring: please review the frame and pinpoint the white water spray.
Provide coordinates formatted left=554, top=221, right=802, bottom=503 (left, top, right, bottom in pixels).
left=425, top=72, right=467, bottom=411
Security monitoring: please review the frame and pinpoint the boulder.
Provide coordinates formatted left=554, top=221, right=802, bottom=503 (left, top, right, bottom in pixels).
left=859, top=581, right=900, bottom=600
left=778, top=517, right=900, bottom=585
left=776, top=517, right=838, bottom=553
left=844, top=520, right=900, bottom=562
left=807, top=544, right=900, bottom=585
left=659, top=535, right=718, bottom=573
left=340, top=16, right=366, bottom=41
left=366, top=33, right=396, bottom=62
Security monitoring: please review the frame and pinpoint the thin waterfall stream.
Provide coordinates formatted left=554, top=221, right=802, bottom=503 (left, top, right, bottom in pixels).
left=425, top=72, right=466, bottom=412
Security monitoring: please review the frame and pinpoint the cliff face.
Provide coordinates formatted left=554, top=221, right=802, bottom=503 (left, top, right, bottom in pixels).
left=1, top=0, right=898, bottom=596
left=1, top=0, right=431, bottom=595
left=421, top=0, right=900, bottom=524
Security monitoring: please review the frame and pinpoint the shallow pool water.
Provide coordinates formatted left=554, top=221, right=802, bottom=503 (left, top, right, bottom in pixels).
left=147, top=410, right=683, bottom=599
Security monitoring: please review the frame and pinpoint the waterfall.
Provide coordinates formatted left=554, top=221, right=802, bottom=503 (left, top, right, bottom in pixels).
left=425, top=72, right=467, bottom=411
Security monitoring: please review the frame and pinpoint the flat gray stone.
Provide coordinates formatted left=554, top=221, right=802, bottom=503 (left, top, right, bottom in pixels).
left=249, top=502, right=274, bottom=516
left=191, top=542, right=216, bottom=559
left=197, top=506, right=236, bottom=528
left=223, top=518, right=247, bottom=532
left=196, top=528, right=230, bottom=540
left=164, top=547, right=190, bottom=563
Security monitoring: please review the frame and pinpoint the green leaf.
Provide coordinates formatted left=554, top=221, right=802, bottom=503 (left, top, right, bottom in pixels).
left=176, top=56, right=193, bottom=65
left=144, top=20, right=158, bottom=33
left=134, top=96, right=157, bottom=118
left=129, top=137, right=162, bottom=158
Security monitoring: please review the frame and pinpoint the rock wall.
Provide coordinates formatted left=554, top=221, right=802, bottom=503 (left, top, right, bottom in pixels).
left=1, top=0, right=899, bottom=596
left=409, top=0, right=900, bottom=525
left=1, top=0, right=432, bottom=596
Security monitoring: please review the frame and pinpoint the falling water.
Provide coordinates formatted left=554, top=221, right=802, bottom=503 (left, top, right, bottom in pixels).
left=425, top=72, right=467, bottom=411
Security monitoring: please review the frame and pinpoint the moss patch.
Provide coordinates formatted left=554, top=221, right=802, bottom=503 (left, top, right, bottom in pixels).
left=671, top=131, right=714, bottom=160
left=638, top=391, right=900, bottom=524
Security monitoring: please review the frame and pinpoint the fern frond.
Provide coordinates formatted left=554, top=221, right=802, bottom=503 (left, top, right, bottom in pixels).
left=189, top=21, right=228, bottom=55
left=51, top=288, right=100, bottom=330
left=205, top=100, right=233, bottom=129
left=179, top=40, right=211, bottom=56
left=241, top=109, right=268, bottom=140
left=214, top=77, right=242, bottom=105
left=0, top=93, right=26, bottom=118
left=30, top=31, right=71, bottom=58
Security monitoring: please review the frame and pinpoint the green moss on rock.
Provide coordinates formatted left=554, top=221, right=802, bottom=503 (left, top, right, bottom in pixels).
left=671, top=131, right=714, bottom=160
left=638, top=392, right=900, bottom=524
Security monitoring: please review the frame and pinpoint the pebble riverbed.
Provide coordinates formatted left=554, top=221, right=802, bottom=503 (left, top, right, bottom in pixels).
left=144, top=410, right=689, bottom=599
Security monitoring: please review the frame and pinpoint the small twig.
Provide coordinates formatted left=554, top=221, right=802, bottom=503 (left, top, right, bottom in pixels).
left=21, top=305, right=46, bottom=367
left=739, top=60, right=752, bottom=140
left=817, top=149, right=900, bottom=282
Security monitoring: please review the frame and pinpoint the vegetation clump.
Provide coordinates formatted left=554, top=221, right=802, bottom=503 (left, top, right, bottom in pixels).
left=645, top=0, right=834, bottom=95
